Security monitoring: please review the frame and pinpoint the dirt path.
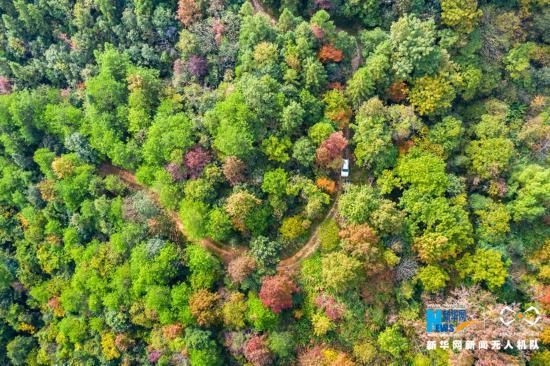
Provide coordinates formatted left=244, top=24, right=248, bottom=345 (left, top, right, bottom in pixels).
left=97, top=3, right=359, bottom=271
left=277, top=195, right=339, bottom=273
left=99, top=162, right=339, bottom=272
left=99, top=163, right=243, bottom=264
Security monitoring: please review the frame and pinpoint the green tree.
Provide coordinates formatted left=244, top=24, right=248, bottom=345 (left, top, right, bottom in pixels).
left=186, top=244, right=222, bottom=290
left=262, top=136, right=292, bottom=163
left=505, top=43, right=536, bottom=83
left=303, top=57, right=327, bottom=93
left=246, top=292, right=279, bottom=331
left=262, top=168, right=288, bottom=196
left=347, top=47, right=390, bottom=107
left=207, top=208, right=234, bottom=242
left=465, top=138, right=515, bottom=179
left=508, top=165, right=550, bottom=222
left=441, top=0, right=483, bottom=33
left=377, top=325, right=409, bottom=357
left=0, top=255, right=14, bottom=291
left=338, top=185, right=380, bottom=224
left=319, top=218, right=340, bottom=252
left=33, top=148, right=56, bottom=178
left=323, top=89, right=352, bottom=127
left=414, top=232, right=456, bottom=264
left=352, top=98, right=397, bottom=173
left=416, top=265, right=449, bottom=292
left=209, top=92, right=255, bottom=159
left=225, top=190, right=261, bottom=232
left=184, top=328, right=223, bottom=366
left=222, top=292, right=247, bottom=329
left=390, top=15, right=441, bottom=79
left=180, top=199, right=209, bottom=241
left=268, top=331, right=295, bottom=359
left=409, top=74, right=456, bottom=116
left=292, top=137, right=316, bottom=166
left=240, top=75, right=284, bottom=128
left=393, top=148, right=450, bottom=196
left=279, top=215, right=310, bottom=241
left=321, top=251, right=364, bottom=294
left=6, top=336, right=36, bottom=365
left=143, top=113, right=194, bottom=166
left=250, top=236, right=281, bottom=269
left=127, top=67, right=161, bottom=133
left=456, top=248, right=508, bottom=289
left=427, top=116, right=464, bottom=157
left=281, top=101, right=305, bottom=133
left=308, top=121, right=335, bottom=144
left=470, top=195, right=511, bottom=243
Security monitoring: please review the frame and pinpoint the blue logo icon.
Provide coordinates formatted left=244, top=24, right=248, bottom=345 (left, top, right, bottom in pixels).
left=426, top=308, right=467, bottom=333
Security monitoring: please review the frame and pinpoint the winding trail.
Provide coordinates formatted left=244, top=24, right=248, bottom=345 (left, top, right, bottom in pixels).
left=277, top=195, right=339, bottom=273
left=99, top=162, right=339, bottom=272
left=99, top=163, right=244, bottom=264
left=97, top=2, right=358, bottom=272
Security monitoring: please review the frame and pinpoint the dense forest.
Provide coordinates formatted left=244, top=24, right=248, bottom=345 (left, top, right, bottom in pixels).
left=0, top=0, right=549, bottom=365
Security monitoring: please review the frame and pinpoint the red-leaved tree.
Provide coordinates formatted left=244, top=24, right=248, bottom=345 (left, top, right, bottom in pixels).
left=310, top=24, right=324, bottom=40
left=212, top=18, right=225, bottom=45
left=298, top=345, right=324, bottom=366
left=259, top=274, right=299, bottom=313
left=187, top=55, right=208, bottom=78
left=184, top=146, right=211, bottom=179
left=315, top=131, right=348, bottom=168
left=0, top=76, right=11, bottom=95
left=243, top=335, right=272, bottom=366
left=318, top=44, right=344, bottom=63
left=314, top=0, right=332, bottom=10
left=388, top=81, right=408, bottom=102
left=165, top=162, right=186, bottom=181
left=314, top=294, right=346, bottom=321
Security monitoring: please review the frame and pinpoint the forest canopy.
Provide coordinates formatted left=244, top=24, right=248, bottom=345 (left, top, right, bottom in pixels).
left=0, top=0, right=549, bottom=365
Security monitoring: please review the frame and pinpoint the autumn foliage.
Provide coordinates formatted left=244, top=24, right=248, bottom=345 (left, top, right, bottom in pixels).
left=227, top=254, right=257, bottom=283
left=316, top=177, right=337, bottom=194
left=189, top=289, right=220, bottom=326
left=223, top=156, right=246, bottom=185
left=259, top=274, right=299, bottom=313
left=298, top=345, right=355, bottom=366
left=184, top=146, right=211, bottom=178
left=165, top=162, right=185, bottom=181
left=541, top=286, right=550, bottom=310
left=388, top=81, right=409, bottom=102
left=176, top=0, right=200, bottom=27
left=0, top=76, right=11, bottom=94
left=244, top=335, right=272, bottom=366
left=315, top=294, right=346, bottom=321
left=340, top=224, right=380, bottom=254
left=162, top=324, right=183, bottom=340
left=310, top=24, right=324, bottom=39
left=316, top=131, right=348, bottom=168
left=186, top=55, right=208, bottom=78
left=318, top=44, right=344, bottom=63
